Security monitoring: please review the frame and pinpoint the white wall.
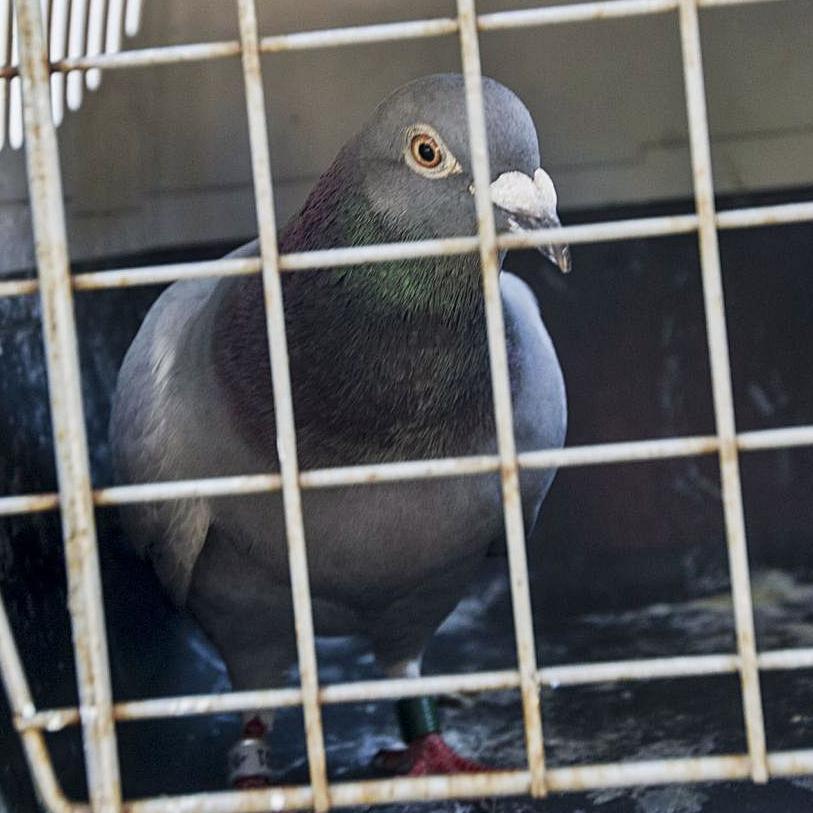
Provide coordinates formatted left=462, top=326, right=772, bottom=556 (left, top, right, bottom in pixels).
left=1, top=0, right=811, bottom=273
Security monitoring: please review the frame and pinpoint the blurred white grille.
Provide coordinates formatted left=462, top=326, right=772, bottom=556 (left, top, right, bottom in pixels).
left=0, top=0, right=143, bottom=149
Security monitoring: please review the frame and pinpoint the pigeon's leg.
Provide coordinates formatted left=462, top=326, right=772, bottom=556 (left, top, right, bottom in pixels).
left=372, top=659, right=489, bottom=776
left=218, top=642, right=292, bottom=788
left=216, top=642, right=289, bottom=788
left=187, top=531, right=297, bottom=789
left=228, top=710, right=275, bottom=789
left=214, top=635, right=293, bottom=789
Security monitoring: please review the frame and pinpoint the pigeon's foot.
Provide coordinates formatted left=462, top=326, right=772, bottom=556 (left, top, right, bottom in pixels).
left=233, top=775, right=272, bottom=789
left=229, top=717, right=273, bottom=788
left=373, top=733, right=489, bottom=776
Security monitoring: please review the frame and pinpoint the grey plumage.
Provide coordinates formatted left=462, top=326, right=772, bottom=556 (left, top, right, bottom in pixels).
left=110, top=74, right=567, bottom=700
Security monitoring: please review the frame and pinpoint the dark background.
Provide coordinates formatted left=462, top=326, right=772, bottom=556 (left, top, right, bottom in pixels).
left=0, top=188, right=811, bottom=811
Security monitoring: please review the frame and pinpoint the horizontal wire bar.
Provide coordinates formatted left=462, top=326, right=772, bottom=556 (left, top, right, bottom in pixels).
left=699, top=0, right=792, bottom=6
left=0, top=16, right=461, bottom=80
left=328, top=771, right=530, bottom=809
left=320, top=669, right=520, bottom=705
left=0, top=40, right=243, bottom=78
left=0, top=277, right=38, bottom=297
left=716, top=201, right=813, bottom=230
left=72, top=256, right=263, bottom=290
left=93, top=473, right=282, bottom=507
left=497, top=213, right=700, bottom=252
left=20, top=644, right=813, bottom=734
left=0, top=492, right=60, bottom=516
left=91, top=750, right=813, bottom=812
left=477, top=0, right=680, bottom=31
left=3, top=425, right=812, bottom=519
left=737, top=425, right=813, bottom=452
left=15, top=707, right=80, bottom=732
left=0, top=0, right=797, bottom=80
left=540, top=653, right=740, bottom=686
left=279, top=235, right=479, bottom=270
left=260, top=18, right=458, bottom=52
left=770, top=749, right=813, bottom=778
left=758, top=647, right=813, bottom=671
left=3, top=197, right=813, bottom=302
left=546, top=754, right=752, bottom=791
left=17, top=670, right=521, bottom=732
left=123, top=784, right=315, bottom=813
left=117, top=686, right=303, bottom=721
left=300, top=453, right=499, bottom=489
left=519, top=434, right=719, bottom=469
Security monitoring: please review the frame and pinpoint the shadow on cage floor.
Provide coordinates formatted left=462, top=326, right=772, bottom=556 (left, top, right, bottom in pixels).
left=109, top=562, right=813, bottom=812
left=264, top=566, right=813, bottom=813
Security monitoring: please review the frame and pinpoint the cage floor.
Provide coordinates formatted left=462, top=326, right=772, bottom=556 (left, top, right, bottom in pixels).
left=4, top=535, right=813, bottom=812
left=88, top=561, right=813, bottom=812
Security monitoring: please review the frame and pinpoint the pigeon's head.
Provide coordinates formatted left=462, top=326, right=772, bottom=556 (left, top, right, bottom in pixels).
left=353, top=73, right=570, bottom=273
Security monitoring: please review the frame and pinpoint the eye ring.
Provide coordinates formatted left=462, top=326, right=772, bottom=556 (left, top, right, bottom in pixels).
left=404, top=124, right=462, bottom=178
left=410, top=133, right=442, bottom=169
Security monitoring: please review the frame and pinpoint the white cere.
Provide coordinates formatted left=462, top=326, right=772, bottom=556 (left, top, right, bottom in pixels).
left=487, top=169, right=559, bottom=220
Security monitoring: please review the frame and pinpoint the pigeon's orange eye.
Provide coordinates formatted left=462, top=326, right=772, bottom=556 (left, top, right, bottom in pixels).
left=410, top=134, right=442, bottom=169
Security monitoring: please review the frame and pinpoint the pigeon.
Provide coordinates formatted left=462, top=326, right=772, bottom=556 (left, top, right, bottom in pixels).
left=109, top=73, right=568, bottom=784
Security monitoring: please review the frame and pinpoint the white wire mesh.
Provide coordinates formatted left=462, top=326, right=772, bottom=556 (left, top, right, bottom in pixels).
left=0, top=0, right=811, bottom=811
left=11, top=2, right=121, bottom=811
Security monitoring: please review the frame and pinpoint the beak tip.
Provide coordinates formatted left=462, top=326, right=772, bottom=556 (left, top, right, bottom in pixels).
left=542, top=243, right=571, bottom=274
left=559, top=246, right=572, bottom=274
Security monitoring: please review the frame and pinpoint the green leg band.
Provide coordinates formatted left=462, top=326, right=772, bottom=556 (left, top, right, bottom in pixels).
left=397, top=696, right=440, bottom=742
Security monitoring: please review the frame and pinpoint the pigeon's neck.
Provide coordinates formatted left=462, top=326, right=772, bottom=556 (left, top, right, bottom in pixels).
left=280, top=156, right=485, bottom=318
left=213, top=159, right=500, bottom=465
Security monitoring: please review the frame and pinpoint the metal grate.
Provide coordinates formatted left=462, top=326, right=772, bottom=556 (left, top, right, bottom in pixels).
left=1, top=0, right=812, bottom=811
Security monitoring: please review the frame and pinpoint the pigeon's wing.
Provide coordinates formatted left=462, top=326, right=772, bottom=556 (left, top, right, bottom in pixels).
left=499, top=269, right=567, bottom=451
left=1, top=0, right=144, bottom=150
left=110, top=278, right=218, bottom=606
left=484, top=271, right=567, bottom=554
left=111, top=241, right=263, bottom=605
left=225, top=237, right=261, bottom=260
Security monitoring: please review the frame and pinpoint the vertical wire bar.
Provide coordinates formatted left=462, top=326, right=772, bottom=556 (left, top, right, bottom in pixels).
left=0, top=591, right=36, bottom=743
left=84, top=0, right=105, bottom=89
left=677, top=0, right=768, bottom=783
left=10, top=0, right=49, bottom=149
left=234, top=0, right=330, bottom=810
left=49, top=0, right=70, bottom=125
left=65, top=0, right=87, bottom=110
left=9, top=5, right=22, bottom=148
left=0, top=0, right=10, bottom=148
left=103, top=0, right=122, bottom=54
left=15, top=0, right=122, bottom=809
left=455, top=0, right=547, bottom=797
left=122, top=0, right=138, bottom=38
left=0, top=591, right=79, bottom=813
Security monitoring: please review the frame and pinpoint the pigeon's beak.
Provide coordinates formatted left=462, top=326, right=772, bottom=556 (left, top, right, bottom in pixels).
left=485, top=168, right=571, bottom=274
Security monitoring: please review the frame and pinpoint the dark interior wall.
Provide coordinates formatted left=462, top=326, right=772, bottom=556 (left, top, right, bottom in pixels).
left=518, top=191, right=813, bottom=610
left=0, top=188, right=811, bottom=805
left=2, top=189, right=811, bottom=619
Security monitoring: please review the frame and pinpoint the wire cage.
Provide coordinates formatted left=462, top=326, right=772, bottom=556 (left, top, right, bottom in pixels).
left=1, top=0, right=813, bottom=811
